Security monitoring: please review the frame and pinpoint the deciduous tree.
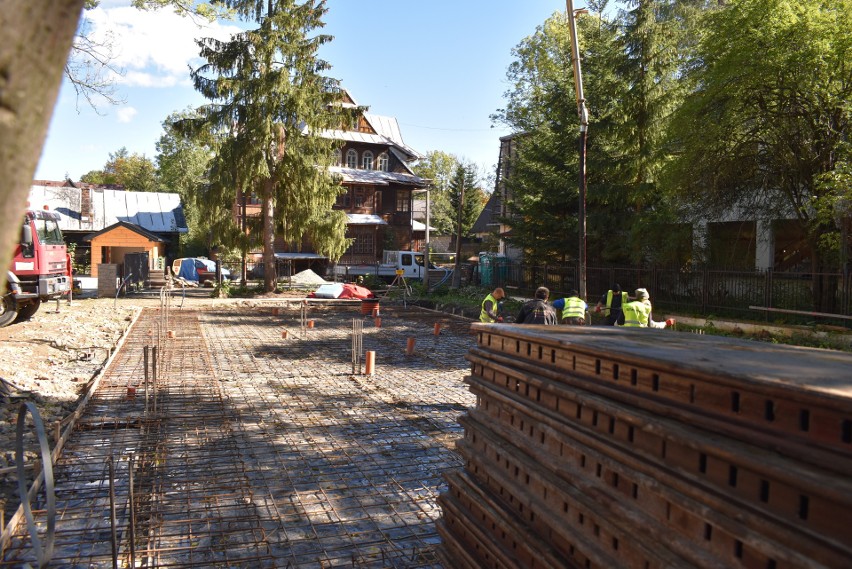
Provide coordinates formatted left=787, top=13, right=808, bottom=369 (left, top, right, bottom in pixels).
left=665, top=0, right=852, bottom=309
left=80, top=147, right=159, bottom=191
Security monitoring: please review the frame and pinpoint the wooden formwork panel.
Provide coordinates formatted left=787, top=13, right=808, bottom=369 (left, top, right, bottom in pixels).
left=436, top=325, right=852, bottom=569
left=463, top=355, right=852, bottom=562
left=470, top=324, right=852, bottom=476
left=438, top=470, right=596, bottom=569
left=462, top=388, right=848, bottom=569
left=456, top=420, right=736, bottom=569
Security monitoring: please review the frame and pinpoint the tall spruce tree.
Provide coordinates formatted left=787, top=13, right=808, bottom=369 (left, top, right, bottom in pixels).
left=494, top=11, right=626, bottom=264
left=188, top=0, right=352, bottom=291
left=448, top=163, right=484, bottom=239
left=610, top=0, right=708, bottom=261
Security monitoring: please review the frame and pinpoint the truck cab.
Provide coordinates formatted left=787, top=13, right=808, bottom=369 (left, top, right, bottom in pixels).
left=382, top=250, right=426, bottom=280
left=1, top=209, right=70, bottom=327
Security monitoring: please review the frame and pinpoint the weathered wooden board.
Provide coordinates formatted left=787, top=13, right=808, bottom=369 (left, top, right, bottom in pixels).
left=470, top=324, right=852, bottom=471
left=438, top=325, right=852, bottom=569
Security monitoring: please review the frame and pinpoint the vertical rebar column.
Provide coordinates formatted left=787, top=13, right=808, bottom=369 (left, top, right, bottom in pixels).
left=152, top=346, right=158, bottom=415
left=108, top=455, right=118, bottom=569
left=128, top=453, right=136, bottom=566
left=143, top=346, right=150, bottom=415
left=351, top=318, right=363, bottom=374
left=300, top=301, right=308, bottom=339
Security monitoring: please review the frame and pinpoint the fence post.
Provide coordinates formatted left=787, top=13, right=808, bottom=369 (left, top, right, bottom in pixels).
left=652, top=265, right=658, bottom=299
left=702, top=267, right=709, bottom=314
left=765, top=268, right=773, bottom=323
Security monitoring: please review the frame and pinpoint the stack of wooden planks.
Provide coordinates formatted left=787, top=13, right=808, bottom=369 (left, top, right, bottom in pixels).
left=437, top=323, right=852, bottom=569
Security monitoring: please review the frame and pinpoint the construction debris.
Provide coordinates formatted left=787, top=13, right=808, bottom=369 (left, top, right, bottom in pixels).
left=438, top=323, right=852, bottom=568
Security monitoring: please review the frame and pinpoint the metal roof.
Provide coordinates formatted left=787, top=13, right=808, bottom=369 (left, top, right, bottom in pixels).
left=330, top=167, right=426, bottom=187
left=412, top=220, right=436, bottom=232
left=346, top=214, right=387, bottom=225
left=318, top=113, right=421, bottom=162
left=28, top=184, right=188, bottom=234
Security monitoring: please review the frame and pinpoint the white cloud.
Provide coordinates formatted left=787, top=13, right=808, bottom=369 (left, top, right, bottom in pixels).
left=85, top=3, right=241, bottom=89
left=116, top=106, right=138, bottom=123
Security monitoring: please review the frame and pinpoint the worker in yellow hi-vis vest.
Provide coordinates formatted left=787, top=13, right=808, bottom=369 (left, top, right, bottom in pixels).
left=594, top=283, right=629, bottom=325
left=553, top=290, right=587, bottom=325
left=621, top=288, right=675, bottom=329
left=480, top=287, right=505, bottom=323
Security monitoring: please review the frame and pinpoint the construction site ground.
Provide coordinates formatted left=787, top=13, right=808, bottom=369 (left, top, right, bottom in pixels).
left=0, top=294, right=477, bottom=567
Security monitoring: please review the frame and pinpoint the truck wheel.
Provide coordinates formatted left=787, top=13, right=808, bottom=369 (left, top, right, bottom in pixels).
left=14, top=299, right=41, bottom=323
left=0, top=294, right=17, bottom=328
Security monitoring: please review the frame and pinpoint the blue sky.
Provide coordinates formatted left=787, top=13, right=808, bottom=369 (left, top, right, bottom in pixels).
left=35, top=0, right=577, bottom=184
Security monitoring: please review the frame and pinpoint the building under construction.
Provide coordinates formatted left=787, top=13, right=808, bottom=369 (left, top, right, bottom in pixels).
left=1, top=298, right=850, bottom=568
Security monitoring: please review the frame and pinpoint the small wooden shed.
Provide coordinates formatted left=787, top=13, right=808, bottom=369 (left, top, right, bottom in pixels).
left=84, top=221, right=168, bottom=278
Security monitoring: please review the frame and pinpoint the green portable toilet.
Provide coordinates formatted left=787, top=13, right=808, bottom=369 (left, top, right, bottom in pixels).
left=479, top=252, right=493, bottom=286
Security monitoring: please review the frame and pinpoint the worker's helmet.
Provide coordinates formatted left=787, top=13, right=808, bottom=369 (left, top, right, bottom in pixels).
left=635, top=288, right=649, bottom=301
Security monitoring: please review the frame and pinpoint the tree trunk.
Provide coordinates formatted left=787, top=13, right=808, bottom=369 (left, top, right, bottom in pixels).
left=262, top=180, right=276, bottom=292
left=0, top=0, right=84, bottom=289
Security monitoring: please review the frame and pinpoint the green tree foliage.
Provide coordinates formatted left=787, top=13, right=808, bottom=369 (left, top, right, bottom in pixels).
left=665, top=0, right=852, bottom=277
left=80, top=147, right=159, bottom=191
left=493, top=3, right=711, bottom=265
left=448, top=163, right=485, bottom=239
left=187, top=0, right=352, bottom=291
left=412, top=150, right=459, bottom=235
left=494, top=12, right=621, bottom=263
left=156, top=108, right=214, bottom=253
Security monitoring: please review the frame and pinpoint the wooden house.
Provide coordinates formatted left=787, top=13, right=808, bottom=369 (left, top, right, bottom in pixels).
left=234, top=91, right=428, bottom=272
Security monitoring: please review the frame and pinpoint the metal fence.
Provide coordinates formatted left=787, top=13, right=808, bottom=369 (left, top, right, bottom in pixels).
left=472, top=260, right=852, bottom=328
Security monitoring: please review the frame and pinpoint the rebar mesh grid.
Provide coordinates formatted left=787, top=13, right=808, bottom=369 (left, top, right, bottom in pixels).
left=2, top=303, right=475, bottom=568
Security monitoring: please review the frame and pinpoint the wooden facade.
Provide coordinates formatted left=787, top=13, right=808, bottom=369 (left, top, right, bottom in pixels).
left=84, top=221, right=167, bottom=278
left=233, top=91, right=428, bottom=269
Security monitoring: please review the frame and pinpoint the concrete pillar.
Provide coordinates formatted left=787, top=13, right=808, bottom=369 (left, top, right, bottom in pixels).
left=756, top=219, right=774, bottom=270
left=692, top=221, right=709, bottom=266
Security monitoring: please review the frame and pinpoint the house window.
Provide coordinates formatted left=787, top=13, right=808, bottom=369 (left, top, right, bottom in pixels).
left=396, top=189, right=411, bottom=212
left=346, top=149, right=358, bottom=169
left=353, top=186, right=374, bottom=209
left=332, top=148, right=341, bottom=166
left=350, top=227, right=374, bottom=255
left=362, top=151, right=374, bottom=170
left=378, top=152, right=389, bottom=172
left=335, top=188, right=350, bottom=208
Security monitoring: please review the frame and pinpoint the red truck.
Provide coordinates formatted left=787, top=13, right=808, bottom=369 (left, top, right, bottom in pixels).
left=1, top=208, right=71, bottom=327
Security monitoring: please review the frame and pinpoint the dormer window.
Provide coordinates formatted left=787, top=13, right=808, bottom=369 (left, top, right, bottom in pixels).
left=346, top=149, right=358, bottom=169
left=362, top=151, right=374, bottom=170
left=378, top=152, right=389, bottom=172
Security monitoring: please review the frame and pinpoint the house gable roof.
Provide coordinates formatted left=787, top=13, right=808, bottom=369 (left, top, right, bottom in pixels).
left=83, top=220, right=169, bottom=243
left=471, top=191, right=502, bottom=234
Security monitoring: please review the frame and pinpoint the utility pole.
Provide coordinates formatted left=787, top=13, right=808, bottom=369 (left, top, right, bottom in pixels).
left=566, top=0, right=589, bottom=301
left=424, top=187, right=431, bottom=292
left=452, top=177, right=465, bottom=288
